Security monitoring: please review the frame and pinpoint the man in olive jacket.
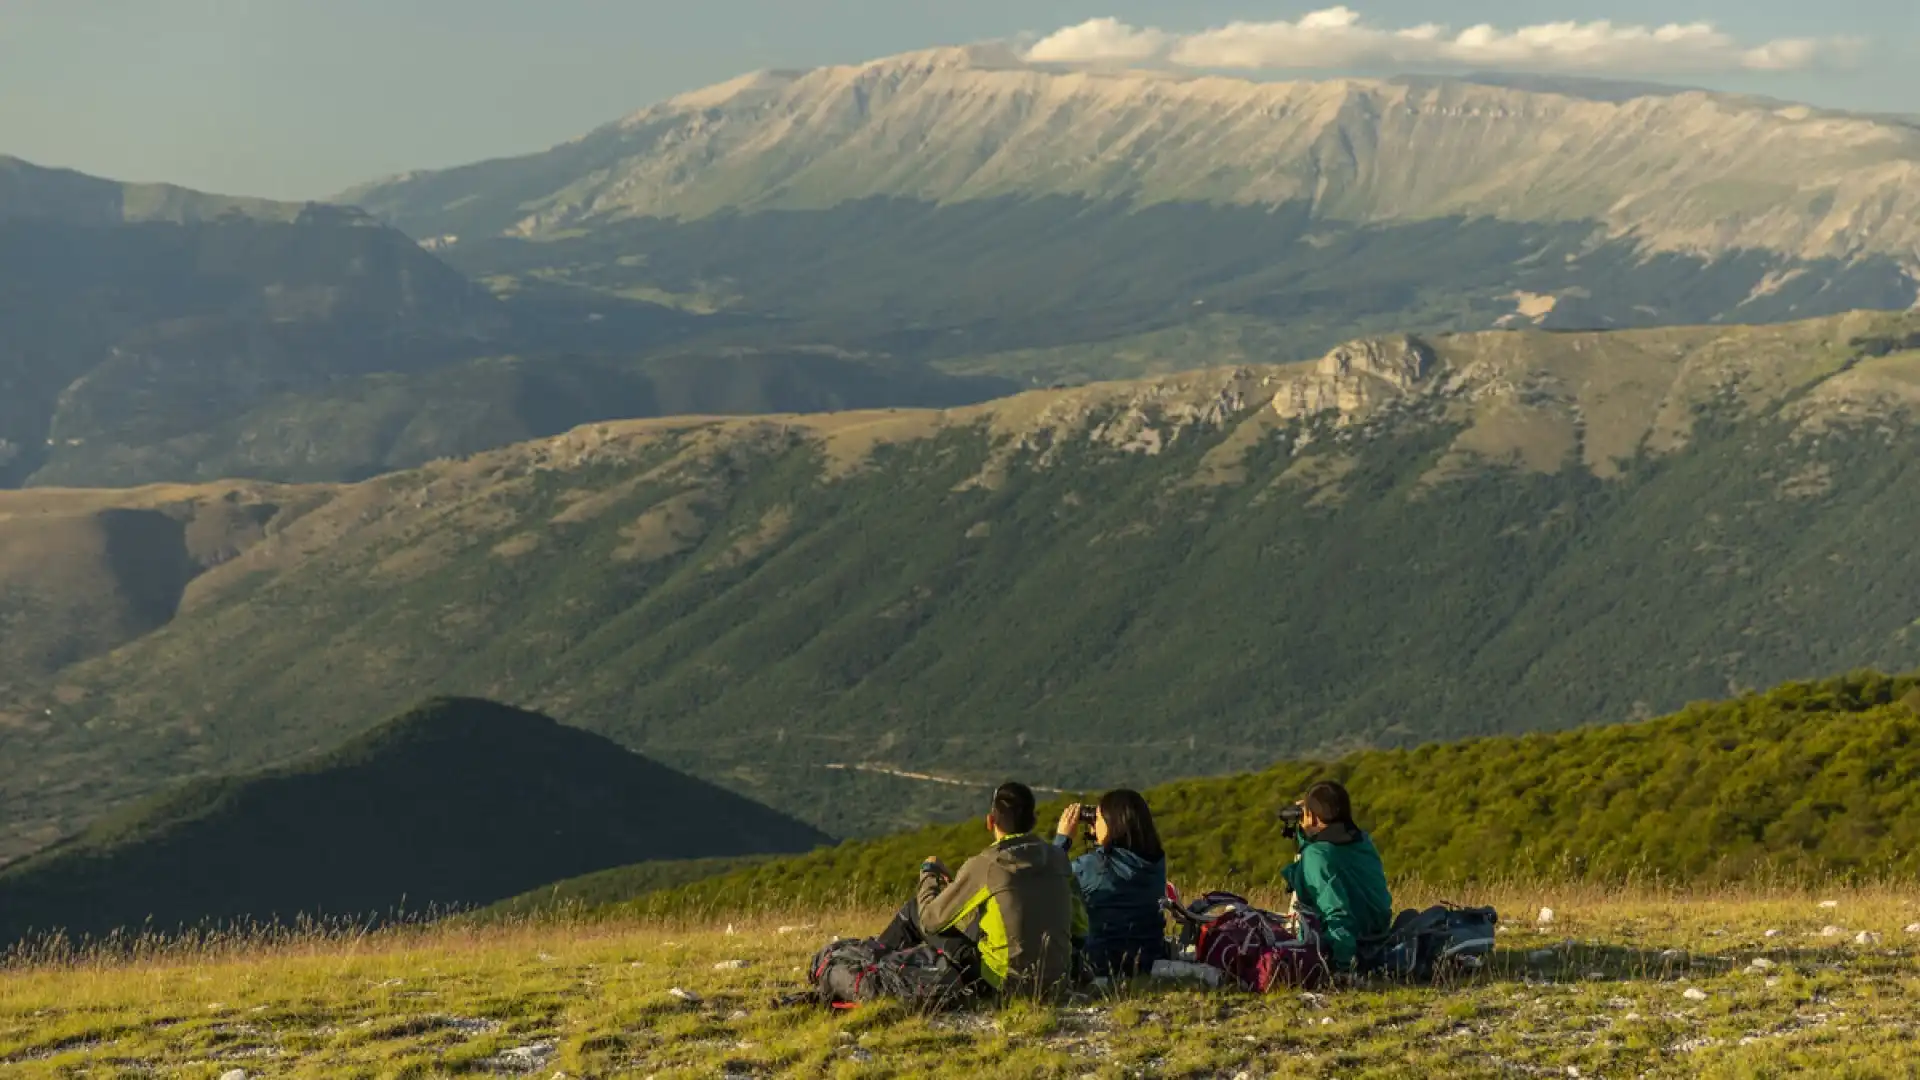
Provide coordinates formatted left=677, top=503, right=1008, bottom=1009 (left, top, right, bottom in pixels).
left=877, top=782, right=1087, bottom=994
left=1281, top=780, right=1394, bottom=972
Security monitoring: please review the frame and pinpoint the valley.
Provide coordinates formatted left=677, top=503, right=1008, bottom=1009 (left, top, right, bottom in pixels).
left=5, top=311, right=1918, bottom=862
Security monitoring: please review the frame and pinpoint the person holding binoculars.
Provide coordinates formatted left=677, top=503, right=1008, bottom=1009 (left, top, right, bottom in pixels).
left=1054, top=789, right=1170, bottom=977
left=1278, top=780, right=1394, bottom=973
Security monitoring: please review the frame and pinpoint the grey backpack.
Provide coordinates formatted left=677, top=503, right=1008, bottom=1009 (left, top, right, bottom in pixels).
left=806, top=938, right=978, bottom=1011
left=1368, top=904, right=1499, bottom=982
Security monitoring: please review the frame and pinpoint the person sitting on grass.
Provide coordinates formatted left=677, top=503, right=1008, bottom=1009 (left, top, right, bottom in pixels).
left=1055, top=789, right=1170, bottom=977
left=876, top=781, right=1087, bottom=996
left=1283, top=779, right=1394, bottom=974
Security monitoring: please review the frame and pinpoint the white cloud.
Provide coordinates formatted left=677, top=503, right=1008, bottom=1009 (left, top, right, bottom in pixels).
left=1024, top=17, right=1171, bottom=63
left=1024, top=8, right=1859, bottom=75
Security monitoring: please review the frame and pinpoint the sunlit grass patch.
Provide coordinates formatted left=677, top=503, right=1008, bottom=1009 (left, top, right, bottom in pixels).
left=1, top=886, right=1916, bottom=1077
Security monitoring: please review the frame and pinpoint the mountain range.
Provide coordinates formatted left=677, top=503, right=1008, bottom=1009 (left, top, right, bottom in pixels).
left=0, top=155, right=1005, bottom=490
left=5, top=309, right=1918, bottom=860
left=0, top=697, right=829, bottom=944
left=9, top=53, right=1920, bottom=492
left=343, top=48, right=1920, bottom=364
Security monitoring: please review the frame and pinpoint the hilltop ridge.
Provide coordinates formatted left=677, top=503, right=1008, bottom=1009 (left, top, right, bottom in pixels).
left=0, top=154, right=315, bottom=226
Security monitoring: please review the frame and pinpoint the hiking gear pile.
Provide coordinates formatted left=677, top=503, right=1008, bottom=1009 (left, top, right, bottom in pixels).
left=1161, top=891, right=1499, bottom=991
left=807, top=938, right=977, bottom=1011
left=1163, top=891, right=1332, bottom=991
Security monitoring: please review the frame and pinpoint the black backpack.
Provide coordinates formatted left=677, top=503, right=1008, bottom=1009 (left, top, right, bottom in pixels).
left=1365, top=904, right=1499, bottom=982
left=806, top=938, right=977, bottom=1011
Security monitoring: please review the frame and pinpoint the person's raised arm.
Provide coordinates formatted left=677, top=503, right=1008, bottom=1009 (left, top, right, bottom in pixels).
left=917, top=852, right=991, bottom=934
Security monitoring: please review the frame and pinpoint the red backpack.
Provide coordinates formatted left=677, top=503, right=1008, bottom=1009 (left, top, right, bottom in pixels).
left=1166, top=891, right=1331, bottom=992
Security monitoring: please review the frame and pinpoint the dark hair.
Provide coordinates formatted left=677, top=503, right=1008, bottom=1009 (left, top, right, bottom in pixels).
left=1097, top=788, right=1164, bottom=863
left=991, top=782, right=1037, bottom=835
left=1303, top=780, right=1355, bottom=827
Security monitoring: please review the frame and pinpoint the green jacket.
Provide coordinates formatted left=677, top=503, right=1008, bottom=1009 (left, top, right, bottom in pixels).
left=1281, top=823, right=1394, bottom=970
left=918, top=833, right=1087, bottom=993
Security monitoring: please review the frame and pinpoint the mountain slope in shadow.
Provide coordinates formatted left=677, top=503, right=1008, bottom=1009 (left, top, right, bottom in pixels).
left=0, top=698, right=833, bottom=944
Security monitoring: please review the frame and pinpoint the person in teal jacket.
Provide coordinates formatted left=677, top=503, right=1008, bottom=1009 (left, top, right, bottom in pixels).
left=1280, top=780, right=1394, bottom=972
left=1054, top=789, right=1170, bottom=977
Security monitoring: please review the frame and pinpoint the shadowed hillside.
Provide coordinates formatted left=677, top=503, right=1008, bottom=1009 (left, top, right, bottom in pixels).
left=0, top=157, right=1008, bottom=489
left=0, top=699, right=831, bottom=944
left=0, top=487, right=286, bottom=682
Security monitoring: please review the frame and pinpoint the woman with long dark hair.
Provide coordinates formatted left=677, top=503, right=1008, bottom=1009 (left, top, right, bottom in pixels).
left=1055, top=788, right=1170, bottom=977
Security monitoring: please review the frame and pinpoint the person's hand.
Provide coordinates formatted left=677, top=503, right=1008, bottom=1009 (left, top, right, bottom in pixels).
left=1057, top=804, right=1083, bottom=839
left=920, top=856, right=948, bottom=880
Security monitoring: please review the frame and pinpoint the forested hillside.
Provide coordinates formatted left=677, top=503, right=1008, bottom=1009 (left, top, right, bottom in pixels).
left=6, top=314, right=1918, bottom=859
left=555, top=672, right=1920, bottom=917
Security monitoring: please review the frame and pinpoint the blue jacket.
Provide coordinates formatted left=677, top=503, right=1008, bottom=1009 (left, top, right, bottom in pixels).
left=1054, top=834, right=1169, bottom=975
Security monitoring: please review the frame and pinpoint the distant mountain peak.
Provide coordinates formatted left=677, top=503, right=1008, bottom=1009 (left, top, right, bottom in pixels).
left=660, top=68, right=805, bottom=112
left=341, top=49, right=1920, bottom=267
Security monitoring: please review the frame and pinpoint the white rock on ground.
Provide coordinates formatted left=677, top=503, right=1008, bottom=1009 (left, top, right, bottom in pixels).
left=1749, top=958, right=1776, bottom=971
left=714, top=959, right=751, bottom=970
left=1764, top=929, right=1783, bottom=938
left=219, top=1071, right=247, bottom=1080
left=1855, top=931, right=1883, bottom=946
left=1820, top=926, right=1846, bottom=937
left=1819, top=900, right=1840, bottom=909
left=669, top=988, right=703, bottom=1004
left=1537, top=907, right=1556, bottom=925
left=1905, top=923, right=1920, bottom=934
left=1683, top=988, right=1710, bottom=1001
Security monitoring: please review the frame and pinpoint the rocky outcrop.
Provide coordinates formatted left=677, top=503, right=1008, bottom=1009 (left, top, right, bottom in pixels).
left=1271, top=336, right=1439, bottom=424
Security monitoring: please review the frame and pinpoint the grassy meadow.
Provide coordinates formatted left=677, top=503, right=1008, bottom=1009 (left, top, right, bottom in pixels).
left=5, top=883, right=1918, bottom=1078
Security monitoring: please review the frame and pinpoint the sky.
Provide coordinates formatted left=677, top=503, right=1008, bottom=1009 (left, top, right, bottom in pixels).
left=0, top=0, right=1914, bottom=200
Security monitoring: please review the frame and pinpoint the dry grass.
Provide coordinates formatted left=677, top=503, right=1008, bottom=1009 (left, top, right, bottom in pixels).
left=3, top=883, right=1917, bottom=1078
